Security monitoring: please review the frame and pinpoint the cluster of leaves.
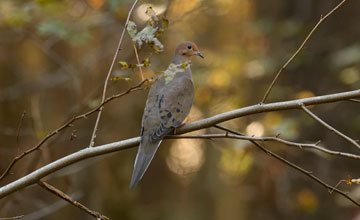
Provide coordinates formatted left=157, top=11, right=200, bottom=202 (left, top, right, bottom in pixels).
left=127, top=6, right=168, bottom=53
left=114, top=7, right=168, bottom=82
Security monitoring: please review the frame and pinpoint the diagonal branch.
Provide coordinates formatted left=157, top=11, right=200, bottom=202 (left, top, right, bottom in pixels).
left=38, top=181, right=109, bottom=220
left=213, top=124, right=360, bottom=207
left=261, top=0, right=348, bottom=103
left=0, top=80, right=147, bottom=182
left=0, top=89, right=359, bottom=198
left=88, top=0, right=140, bottom=147
left=301, top=104, right=360, bottom=150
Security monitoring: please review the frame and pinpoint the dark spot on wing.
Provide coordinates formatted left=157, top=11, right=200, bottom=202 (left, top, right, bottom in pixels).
left=160, top=116, right=165, bottom=120
left=159, top=110, right=163, bottom=113
left=177, top=102, right=182, bottom=106
left=144, top=115, right=148, bottom=120
left=158, top=94, right=164, bottom=108
left=167, top=112, right=172, bottom=118
left=172, top=118, right=176, bottom=123
left=176, top=108, right=180, bottom=113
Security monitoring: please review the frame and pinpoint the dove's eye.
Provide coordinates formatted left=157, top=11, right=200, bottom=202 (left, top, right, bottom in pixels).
left=187, top=45, right=192, bottom=50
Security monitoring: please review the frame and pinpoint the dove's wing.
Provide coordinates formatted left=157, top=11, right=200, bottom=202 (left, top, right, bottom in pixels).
left=149, top=68, right=194, bottom=142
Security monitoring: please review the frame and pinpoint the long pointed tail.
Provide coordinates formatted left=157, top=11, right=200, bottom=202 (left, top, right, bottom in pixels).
left=129, top=139, right=162, bottom=189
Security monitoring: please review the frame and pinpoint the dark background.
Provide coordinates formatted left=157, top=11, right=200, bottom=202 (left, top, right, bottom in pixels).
left=1, top=0, right=360, bottom=219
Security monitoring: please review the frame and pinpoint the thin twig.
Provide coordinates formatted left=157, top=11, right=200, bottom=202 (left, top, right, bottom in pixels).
left=213, top=124, right=360, bottom=207
left=16, top=111, right=26, bottom=155
left=133, top=44, right=144, bottom=81
left=0, top=80, right=147, bottom=182
left=167, top=133, right=360, bottom=160
left=0, top=215, right=24, bottom=220
left=261, top=0, right=348, bottom=103
left=37, top=181, right=109, bottom=220
left=348, top=99, right=360, bottom=103
left=89, top=0, right=140, bottom=147
left=301, top=104, right=360, bottom=150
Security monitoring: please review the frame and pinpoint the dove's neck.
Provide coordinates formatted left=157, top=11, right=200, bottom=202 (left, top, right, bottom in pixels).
left=172, top=54, right=191, bottom=65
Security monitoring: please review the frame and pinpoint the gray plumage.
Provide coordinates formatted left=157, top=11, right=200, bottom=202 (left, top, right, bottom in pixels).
left=130, top=41, right=203, bottom=189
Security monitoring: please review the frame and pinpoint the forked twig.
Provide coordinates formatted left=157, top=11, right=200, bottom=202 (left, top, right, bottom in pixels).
left=261, top=0, right=348, bottom=103
left=167, top=133, right=360, bottom=160
left=89, top=0, right=140, bottom=147
left=0, top=80, right=147, bottom=182
left=301, top=104, right=360, bottom=150
left=213, top=124, right=360, bottom=207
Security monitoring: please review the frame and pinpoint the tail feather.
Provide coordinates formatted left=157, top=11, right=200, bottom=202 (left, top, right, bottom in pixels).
left=129, top=140, right=162, bottom=189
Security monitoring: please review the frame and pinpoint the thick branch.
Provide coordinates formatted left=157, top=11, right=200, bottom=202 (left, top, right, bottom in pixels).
left=0, top=89, right=359, bottom=198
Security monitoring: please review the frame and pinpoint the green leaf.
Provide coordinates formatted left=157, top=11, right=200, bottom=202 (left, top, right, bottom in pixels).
left=127, top=21, right=137, bottom=39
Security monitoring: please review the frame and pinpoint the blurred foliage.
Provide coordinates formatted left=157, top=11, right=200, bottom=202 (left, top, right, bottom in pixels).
left=1, top=0, right=360, bottom=219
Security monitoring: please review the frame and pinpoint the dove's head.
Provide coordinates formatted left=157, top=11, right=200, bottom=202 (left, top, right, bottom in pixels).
left=173, top=41, right=204, bottom=64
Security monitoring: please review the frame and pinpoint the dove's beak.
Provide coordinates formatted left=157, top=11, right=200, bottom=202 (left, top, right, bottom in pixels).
left=196, top=51, right=204, bottom=58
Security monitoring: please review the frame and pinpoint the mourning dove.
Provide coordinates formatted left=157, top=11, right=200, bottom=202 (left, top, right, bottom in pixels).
left=130, top=41, right=204, bottom=189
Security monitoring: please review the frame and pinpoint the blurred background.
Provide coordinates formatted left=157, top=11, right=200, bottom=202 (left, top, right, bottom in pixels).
left=1, top=0, right=360, bottom=219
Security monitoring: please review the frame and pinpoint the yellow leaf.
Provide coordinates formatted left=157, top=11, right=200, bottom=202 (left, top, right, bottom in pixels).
left=180, top=62, right=189, bottom=69
left=162, top=18, right=169, bottom=28
left=110, top=76, right=132, bottom=81
left=119, top=61, right=129, bottom=70
left=142, top=57, right=150, bottom=67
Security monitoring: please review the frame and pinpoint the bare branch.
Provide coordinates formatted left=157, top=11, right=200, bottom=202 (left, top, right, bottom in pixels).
left=0, top=89, right=359, bottom=198
left=0, top=215, right=24, bottom=220
left=167, top=134, right=360, bottom=160
left=89, top=0, right=140, bottom=147
left=0, top=80, right=147, bottom=182
left=261, top=0, right=348, bottom=103
left=37, top=181, right=109, bottom=220
left=213, top=125, right=360, bottom=207
left=301, top=104, right=360, bottom=150
left=133, top=44, right=144, bottom=81
left=348, top=99, right=360, bottom=103
left=16, top=111, right=26, bottom=155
